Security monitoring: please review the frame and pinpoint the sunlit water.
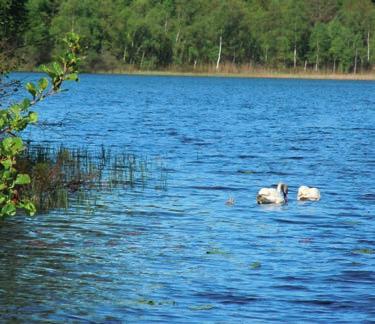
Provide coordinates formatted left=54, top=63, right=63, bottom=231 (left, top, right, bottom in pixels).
left=1, top=74, right=374, bottom=322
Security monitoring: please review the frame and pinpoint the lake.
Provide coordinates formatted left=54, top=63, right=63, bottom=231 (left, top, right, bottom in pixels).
left=1, top=74, right=374, bottom=322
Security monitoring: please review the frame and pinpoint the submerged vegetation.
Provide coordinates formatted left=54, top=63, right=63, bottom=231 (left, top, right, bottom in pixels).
left=17, top=144, right=168, bottom=213
left=1, top=0, right=375, bottom=74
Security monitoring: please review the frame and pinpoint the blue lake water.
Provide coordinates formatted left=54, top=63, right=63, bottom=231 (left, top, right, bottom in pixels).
left=0, top=73, right=374, bottom=322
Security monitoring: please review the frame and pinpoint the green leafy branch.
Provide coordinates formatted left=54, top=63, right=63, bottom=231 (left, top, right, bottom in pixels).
left=0, top=32, right=81, bottom=217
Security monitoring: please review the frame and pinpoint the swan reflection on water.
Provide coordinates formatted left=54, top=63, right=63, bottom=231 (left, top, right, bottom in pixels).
left=258, top=202, right=288, bottom=212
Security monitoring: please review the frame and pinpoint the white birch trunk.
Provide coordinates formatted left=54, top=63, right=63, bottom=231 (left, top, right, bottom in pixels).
left=216, top=35, right=222, bottom=71
left=354, top=48, right=358, bottom=74
left=175, top=29, right=180, bottom=43
left=140, top=51, right=145, bottom=68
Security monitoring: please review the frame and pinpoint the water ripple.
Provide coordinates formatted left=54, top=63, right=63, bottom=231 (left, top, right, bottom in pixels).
left=1, top=74, right=375, bottom=322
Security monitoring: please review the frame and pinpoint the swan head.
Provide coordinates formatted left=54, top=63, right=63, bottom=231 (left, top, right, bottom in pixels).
left=277, top=183, right=288, bottom=202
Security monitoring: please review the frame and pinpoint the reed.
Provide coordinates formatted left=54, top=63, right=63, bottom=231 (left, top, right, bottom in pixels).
left=87, top=63, right=375, bottom=81
left=21, top=60, right=375, bottom=80
left=17, top=144, right=168, bottom=213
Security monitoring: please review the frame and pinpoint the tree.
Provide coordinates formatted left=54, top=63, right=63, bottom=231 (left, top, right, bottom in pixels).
left=1, top=0, right=374, bottom=72
left=309, top=23, right=330, bottom=71
left=23, top=0, right=61, bottom=66
left=284, top=0, right=310, bottom=68
left=0, top=0, right=28, bottom=71
left=340, top=0, right=375, bottom=70
left=307, top=0, right=339, bottom=24
left=0, top=33, right=81, bottom=217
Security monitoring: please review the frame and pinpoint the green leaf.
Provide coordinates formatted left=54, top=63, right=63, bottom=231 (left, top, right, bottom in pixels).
left=52, top=62, right=64, bottom=76
left=21, top=98, right=31, bottom=111
left=0, top=116, right=5, bottom=128
left=21, top=201, right=36, bottom=216
left=1, top=158, right=13, bottom=169
left=2, top=171, right=13, bottom=181
left=26, top=82, right=37, bottom=99
left=11, top=117, right=28, bottom=132
left=40, top=64, right=54, bottom=78
left=2, top=137, right=24, bottom=154
left=29, top=112, right=38, bottom=123
left=1, top=202, right=16, bottom=216
left=38, top=78, right=49, bottom=91
left=14, top=174, right=31, bottom=185
left=9, top=104, right=21, bottom=115
left=65, top=73, right=78, bottom=81
left=12, top=137, right=24, bottom=151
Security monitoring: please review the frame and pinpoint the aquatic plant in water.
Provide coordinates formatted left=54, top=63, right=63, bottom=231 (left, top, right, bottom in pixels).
left=16, top=144, right=168, bottom=213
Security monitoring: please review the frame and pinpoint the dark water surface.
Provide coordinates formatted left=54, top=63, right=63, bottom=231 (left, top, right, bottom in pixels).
left=1, top=74, right=374, bottom=322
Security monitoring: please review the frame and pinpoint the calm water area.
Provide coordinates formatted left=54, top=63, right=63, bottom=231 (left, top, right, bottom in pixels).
left=0, top=73, right=374, bottom=322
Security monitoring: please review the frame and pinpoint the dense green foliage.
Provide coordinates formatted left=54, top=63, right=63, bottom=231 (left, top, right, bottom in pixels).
left=0, top=32, right=80, bottom=218
left=1, top=0, right=375, bottom=72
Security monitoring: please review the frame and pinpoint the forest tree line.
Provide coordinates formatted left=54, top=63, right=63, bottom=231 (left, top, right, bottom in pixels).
left=1, top=0, right=375, bottom=73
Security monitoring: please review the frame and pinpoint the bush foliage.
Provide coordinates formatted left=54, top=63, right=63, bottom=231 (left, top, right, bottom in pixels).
left=0, top=32, right=80, bottom=218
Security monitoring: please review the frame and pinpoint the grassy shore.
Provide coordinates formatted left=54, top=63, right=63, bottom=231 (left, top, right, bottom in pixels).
left=88, top=64, right=375, bottom=81
left=20, top=64, right=375, bottom=80
left=120, top=70, right=375, bottom=81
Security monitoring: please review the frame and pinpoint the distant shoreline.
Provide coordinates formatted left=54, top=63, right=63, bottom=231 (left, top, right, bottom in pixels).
left=83, top=69, right=375, bottom=81
left=18, top=68, right=375, bottom=81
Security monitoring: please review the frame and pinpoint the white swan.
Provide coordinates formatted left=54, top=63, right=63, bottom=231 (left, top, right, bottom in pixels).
left=297, top=186, right=320, bottom=201
left=256, top=183, right=288, bottom=204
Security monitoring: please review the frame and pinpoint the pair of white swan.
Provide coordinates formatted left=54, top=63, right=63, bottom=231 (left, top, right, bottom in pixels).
left=256, top=183, right=320, bottom=204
